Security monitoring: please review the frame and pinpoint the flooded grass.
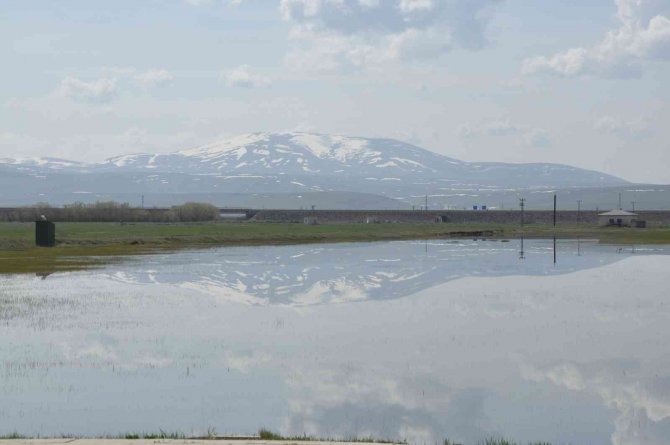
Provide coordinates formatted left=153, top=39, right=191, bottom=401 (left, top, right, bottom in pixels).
left=0, top=432, right=557, bottom=445
left=258, top=429, right=403, bottom=443
left=0, top=432, right=25, bottom=439
left=0, top=221, right=502, bottom=249
left=478, top=440, right=553, bottom=445
left=121, top=430, right=187, bottom=440
left=2, top=221, right=669, bottom=275
left=442, top=440, right=554, bottom=445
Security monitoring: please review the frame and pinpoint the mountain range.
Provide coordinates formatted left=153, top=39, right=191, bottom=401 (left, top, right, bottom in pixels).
left=2, top=132, right=661, bottom=209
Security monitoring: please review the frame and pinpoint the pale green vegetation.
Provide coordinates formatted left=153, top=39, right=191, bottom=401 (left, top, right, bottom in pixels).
left=0, top=430, right=562, bottom=444
left=1, top=221, right=669, bottom=274
left=258, top=429, right=402, bottom=443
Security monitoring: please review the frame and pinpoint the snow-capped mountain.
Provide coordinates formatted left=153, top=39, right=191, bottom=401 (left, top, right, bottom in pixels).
left=0, top=132, right=631, bottom=207
left=0, top=156, right=86, bottom=171
left=90, top=132, right=622, bottom=186
left=97, top=132, right=465, bottom=177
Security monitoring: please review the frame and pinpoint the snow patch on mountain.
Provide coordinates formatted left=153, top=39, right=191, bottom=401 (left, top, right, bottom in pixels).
left=179, top=133, right=269, bottom=158
left=0, top=157, right=85, bottom=170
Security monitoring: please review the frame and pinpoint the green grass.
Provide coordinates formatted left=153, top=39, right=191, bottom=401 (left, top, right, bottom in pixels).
left=0, top=221, right=502, bottom=249
left=0, top=221, right=500, bottom=274
left=1, top=221, right=669, bottom=275
left=258, top=429, right=403, bottom=443
left=477, top=439, right=553, bottom=445
left=0, top=432, right=25, bottom=439
left=121, top=430, right=187, bottom=440
left=443, top=440, right=555, bottom=445
left=0, top=430, right=564, bottom=444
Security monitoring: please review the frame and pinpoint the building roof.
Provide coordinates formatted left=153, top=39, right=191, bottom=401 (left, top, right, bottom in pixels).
left=598, top=209, right=638, bottom=216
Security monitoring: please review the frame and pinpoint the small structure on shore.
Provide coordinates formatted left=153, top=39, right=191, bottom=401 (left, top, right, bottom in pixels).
left=35, top=219, right=56, bottom=247
left=598, top=210, right=638, bottom=227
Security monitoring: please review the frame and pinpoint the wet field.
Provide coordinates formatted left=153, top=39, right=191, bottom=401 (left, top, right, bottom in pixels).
left=1, top=239, right=668, bottom=444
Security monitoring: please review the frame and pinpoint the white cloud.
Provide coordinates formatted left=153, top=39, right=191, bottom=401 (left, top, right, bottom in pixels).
left=594, top=115, right=651, bottom=138
left=280, top=0, right=500, bottom=71
left=55, top=69, right=173, bottom=104
left=398, top=0, right=434, bottom=13
left=134, top=69, right=174, bottom=87
left=221, top=65, right=271, bottom=88
left=358, top=0, right=380, bottom=9
left=522, top=360, right=670, bottom=445
left=523, top=0, right=670, bottom=78
left=0, top=131, right=51, bottom=156
left=523, top=48, right=589, bottom=77
left=184, top=0, right=246, bottom=5
left=284, top=26, right=457, bottom=72
left=459, top=119, right=552, bottom=148
left=523, top=128, right=551, bottom=148
left=57, top=76, right=118, bottom=103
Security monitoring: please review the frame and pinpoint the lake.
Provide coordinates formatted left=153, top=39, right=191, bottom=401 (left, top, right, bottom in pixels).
left=0, top=239, right=669, bottom=445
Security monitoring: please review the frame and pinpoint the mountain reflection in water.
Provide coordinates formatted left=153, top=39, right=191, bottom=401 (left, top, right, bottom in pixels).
left=95, top=239, right=662, bottom=306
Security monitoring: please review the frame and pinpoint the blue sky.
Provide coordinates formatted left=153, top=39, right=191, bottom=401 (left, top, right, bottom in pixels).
left=1, top=0, right=669, bottom=183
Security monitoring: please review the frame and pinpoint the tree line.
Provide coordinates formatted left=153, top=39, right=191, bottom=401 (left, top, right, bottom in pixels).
left=1, top=201, right=221, bottom=222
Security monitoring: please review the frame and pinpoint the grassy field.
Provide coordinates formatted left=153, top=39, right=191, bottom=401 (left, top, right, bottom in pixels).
left=1, top=221, right=669, bottom=274
left=0, top=429, right=554, bottom=445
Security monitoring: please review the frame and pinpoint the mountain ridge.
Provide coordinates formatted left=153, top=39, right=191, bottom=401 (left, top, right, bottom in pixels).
left=1, top=132, right=628, bottom=185
left=0, top=132, right=637, bottom=208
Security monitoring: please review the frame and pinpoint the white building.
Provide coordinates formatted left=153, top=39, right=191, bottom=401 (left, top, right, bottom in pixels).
left=598, top=210, right=639, bottom=227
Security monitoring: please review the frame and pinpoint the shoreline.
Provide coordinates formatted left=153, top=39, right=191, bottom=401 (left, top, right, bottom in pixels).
left=1, top=222, right=669, bottom=274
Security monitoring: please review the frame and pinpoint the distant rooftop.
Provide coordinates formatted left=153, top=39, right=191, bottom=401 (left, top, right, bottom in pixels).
left=598, top=209, right=638, bottom=216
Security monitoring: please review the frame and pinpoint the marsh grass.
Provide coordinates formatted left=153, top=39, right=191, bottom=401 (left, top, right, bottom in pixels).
left=480, top=439, right=553, bottom=445
left=258, top=429, right=403, bottom=443
left=0, top=431, right=558, bottom=445
left=442, top=440, right=555, bottom=445
left=121, top=430, right=187, bottom=440
left=0, top=432, right=25, bottom=439
left=0, top=222, right=500, bottom=274
left=2, top=221, right=669, bottom=274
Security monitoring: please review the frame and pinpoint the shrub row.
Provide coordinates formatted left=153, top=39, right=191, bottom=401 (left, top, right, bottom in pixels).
left=1, top=201, right=220, bottom=223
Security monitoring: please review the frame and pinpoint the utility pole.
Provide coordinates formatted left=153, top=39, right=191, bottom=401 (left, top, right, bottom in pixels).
left=618, top=192, right=622, bottom=210
left=519, top=197, right=526, bottom=228
left=577, top=200, right=582, bottom=224
left=553, top=236, right=557, bottom=264
left=553, top=194, right=557, bottom=227
left=631, top=201, right=636, bottom=212
left=425, top=194, right=428, bottom=212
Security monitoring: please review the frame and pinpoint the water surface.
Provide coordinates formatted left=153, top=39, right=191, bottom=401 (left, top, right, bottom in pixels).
left=0, top=239, right=669, bottom=445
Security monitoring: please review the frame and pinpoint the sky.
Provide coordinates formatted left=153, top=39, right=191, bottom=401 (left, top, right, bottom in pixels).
left=1, top=0, right=669, bottom=184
